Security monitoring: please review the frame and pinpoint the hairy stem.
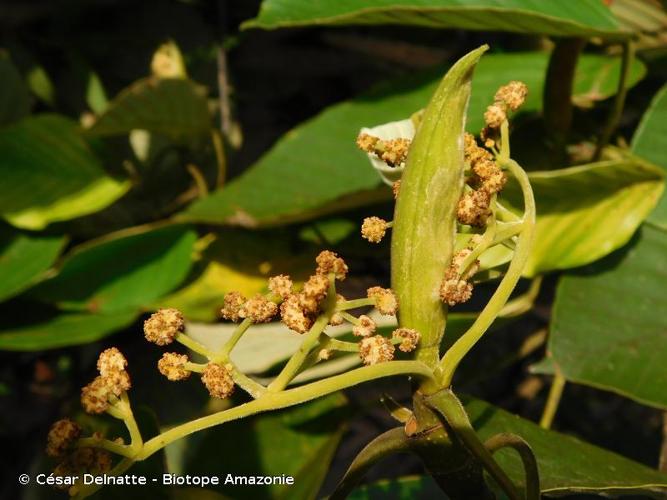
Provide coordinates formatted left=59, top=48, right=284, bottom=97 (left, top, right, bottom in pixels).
left=438, top=157, right=535, bottom=387
left=138, top=361, right=433, bottom=460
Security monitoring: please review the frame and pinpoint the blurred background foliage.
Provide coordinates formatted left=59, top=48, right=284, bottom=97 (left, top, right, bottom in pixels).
left=1, top=0, right=667, bottom=498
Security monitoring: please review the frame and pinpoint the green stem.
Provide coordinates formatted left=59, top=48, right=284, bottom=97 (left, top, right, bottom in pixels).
left=539, top=371, right=566, bottom=429
left=340, top=311, right=360, bottom=325
left=336, top=298, right=374, bottom=311
left=485, top=433, right=540, bottom=500
left=176, top=333, right=214, bottom=358
left=217, top=318, right=253, bottom=359
left=593, top=41, right=635, bottom=160
left=426, top=389, right=522, bottom=500
left=268, top=313, right=331, bottom=392
left=229, top=364, right=267, bottom=399
left=76, top=438, right=134, bottom=458
left=138, top=361, right=433, bottom=460
left=119, top=392, right=143, bottom=451
left=438, top=157, right=535, bottom=387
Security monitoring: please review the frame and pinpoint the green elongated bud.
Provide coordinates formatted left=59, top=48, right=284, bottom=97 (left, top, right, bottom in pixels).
left=391, top=45, right=488, bottom=385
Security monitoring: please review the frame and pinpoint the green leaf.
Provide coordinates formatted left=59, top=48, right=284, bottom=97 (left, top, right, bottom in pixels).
left=351, top=396, right=667, bottom=497
left=87, top=78, right=211, bottom=140
left=0, top=115, right=131, bottom=230
left=0, top=51, right=30, bottom=126
left=532, top=225, right=667, bottom=409
left=0, top=311, right=136, bottom=351
left=180, top=53, right=645, bottom=227
left=181, top=394, right=348, bottom=500
left=244, top=0, right=627, bottom=39
left=501, top=157, right=664, bottom=276
left=632, top=84, right=667, bottom=229
left=466, top=396, right=667, bottom=495
left=30, top=225, right=198, bottom=314
left=0, top=227, right=66, bottom=302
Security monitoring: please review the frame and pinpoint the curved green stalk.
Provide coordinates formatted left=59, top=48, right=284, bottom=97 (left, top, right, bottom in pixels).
left=485, top=432, right=540, bottom=500
left=391, top=45, right=488, bottom=389
left=438, top=157, right=535, bottom=387
left=425, top=389, right=522, bottom=500
left=138, top=361, right=433, bottom=461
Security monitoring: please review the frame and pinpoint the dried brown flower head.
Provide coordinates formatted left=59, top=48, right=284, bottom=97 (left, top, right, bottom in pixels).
left=392, top=328, right=420, bottom=353
left=144, top=308, right=184, bottom=345
left=201, top=363, right=235, bottom=399
left=46, top=419, right=82, bottom=458
left=220, top=291, right=246, bottom=322
left=158, top=352, right=190, bottom=381
left=367, top=286, right=399, bottom=315
left=361, top=216, right=388, bottom=243
left=359, top=335, right=395, bottom=365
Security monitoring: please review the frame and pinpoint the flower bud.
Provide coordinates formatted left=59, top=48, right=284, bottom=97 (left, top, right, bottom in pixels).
left=367, top=287, right=398, bottom=315
left=201, top=363, right=235, bottom=399
left=359, top=335, right=395, bottom=365
left=353, top=315, right=377, bottom=338
left=158, top=352, right=190, bottom=381
left=392, top=328, right=420, bottom=353
left=46, top=419, right=82, bottom=458
left=144, top=308, right=184, bottom=345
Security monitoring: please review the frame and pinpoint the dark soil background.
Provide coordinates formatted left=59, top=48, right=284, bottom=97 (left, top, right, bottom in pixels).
left=0, top=1, right=664, bottom=499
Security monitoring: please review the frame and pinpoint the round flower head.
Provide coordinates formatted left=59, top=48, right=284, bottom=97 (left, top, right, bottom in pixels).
left=268, top=274, right=293, bottom=299
left=359, top=335, right=395, bottom=365
left=392, top=328, right=420, bottom=353
left=158, top=352, right=190, bottom=381
left=361, top=216, right=388, bottom=243
left=201, top=363, right=235, bottom=399
left=46, top=419, right=82, bottom=458
left=238, top=294, right=278, bottom=323
left=440, top=278, right=473, bottom=306
left=495, top=81, right=528, bottom=111
left=220, top=291, right=246, bottom=322
left=280, top=294, right=313, bottom=333
left=315, top=250, right=348, bottom=280
left=353, top=315, right=377, bottom=338
left=81, top=376, right=113, bottom=414
left=97, top=347, right=127, bottom=378
left=484, top=103, right=507, bottom=129
left=457, top=189, right=491, bottom=227
left=144, top=308, right=184, bottom=345
left=302, top=274, right=329, bottom=303
left=367, top=286, right=398, bottom=315
left=318, top=349, right=332, bottom=361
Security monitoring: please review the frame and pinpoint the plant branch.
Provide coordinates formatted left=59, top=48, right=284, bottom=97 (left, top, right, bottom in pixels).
left=425, top=389, right=522, bottom=500
left=438, top=156, right=536, bottom=387
left=485, top=432, right=540, bottom=500
left=138, top=361, right=434, bottom=461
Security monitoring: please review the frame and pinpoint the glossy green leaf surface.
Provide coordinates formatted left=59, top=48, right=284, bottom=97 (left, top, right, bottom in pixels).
left=180, top=53, right=645, bottom=227
left=0, top=228, right=66, bottom=301
left=244, top=0, right=626, bottom=39
left=632, top=84, right=667, bottom=229
left=0, top=51, right=30, bottom=126
left=0, top=115, right=131, bottom=230
left=501, top=157, right=664, bottom=276
left=87, top=77, right=211, bottom=139
left=533, top=225, right=667, bottom=409
left=0, top=311, right=136, bottom=350
left=352, top=396, right=667, bottom=497
left=30, top=225, right=197, bottom=314
left=181, top=394, right=348, bottom=500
